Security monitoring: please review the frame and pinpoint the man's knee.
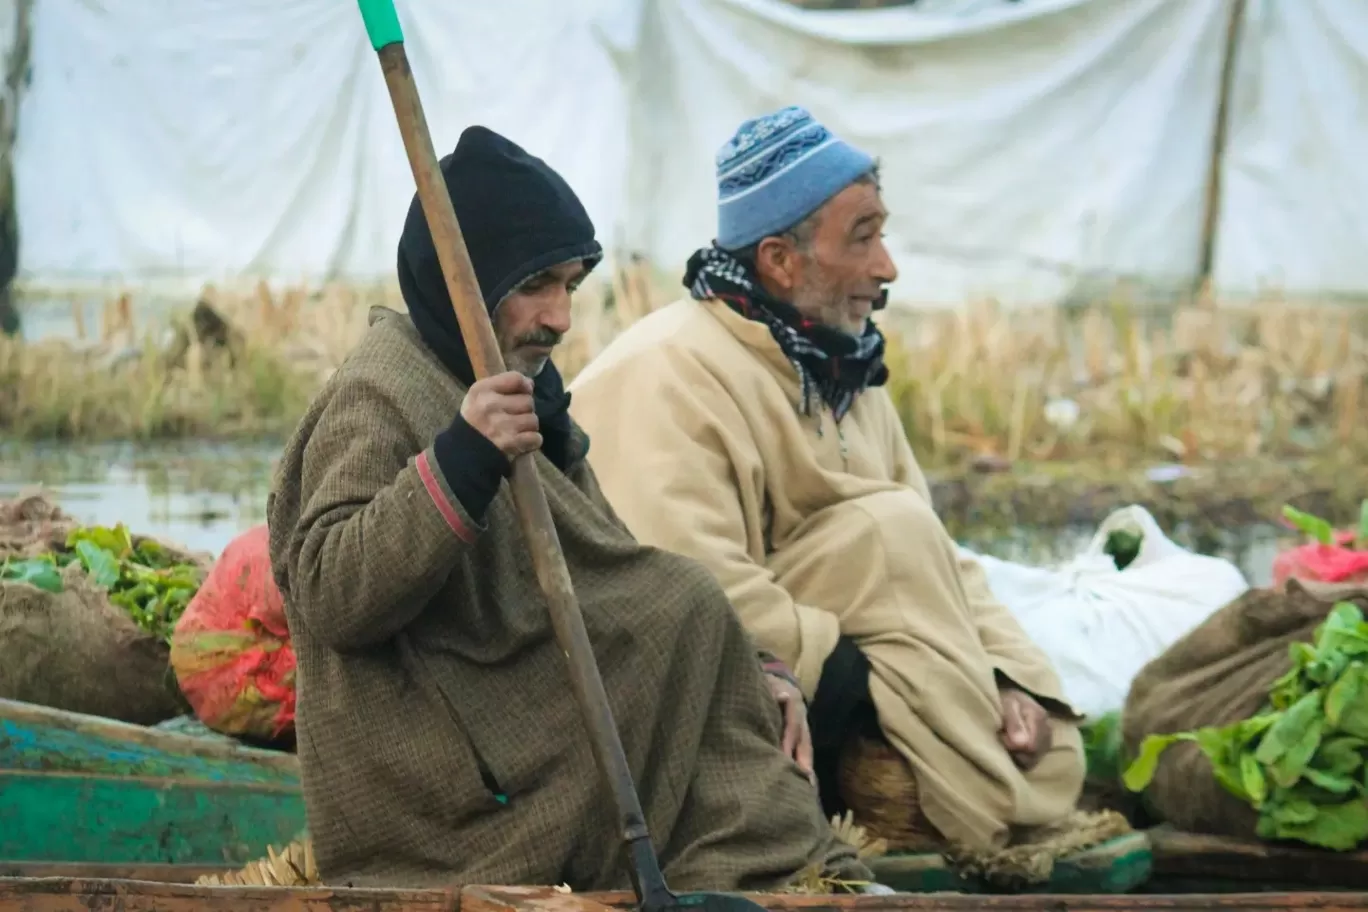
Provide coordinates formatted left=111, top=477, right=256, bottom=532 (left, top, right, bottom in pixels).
left=1053, top=719, right=1085, bottom=759
left=1041, top=719, right=1087, bottom=790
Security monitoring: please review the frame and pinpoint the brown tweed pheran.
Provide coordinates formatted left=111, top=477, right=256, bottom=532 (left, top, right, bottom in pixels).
left=266, top=307, right=865, bottom=891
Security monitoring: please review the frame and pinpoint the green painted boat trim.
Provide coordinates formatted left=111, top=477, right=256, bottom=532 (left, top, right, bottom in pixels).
left=0, top=770, right=307, bottom=866
left=0, top=698, right=298, bottom=786
left=867, top=830, right=1153, bottom=895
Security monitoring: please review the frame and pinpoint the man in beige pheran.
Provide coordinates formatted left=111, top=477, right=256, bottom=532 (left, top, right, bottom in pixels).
left=568, top=107, right=1087, bottom=853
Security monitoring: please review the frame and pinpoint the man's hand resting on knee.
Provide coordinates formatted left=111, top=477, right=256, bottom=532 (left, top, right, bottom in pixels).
left=765, top=674, right=816, bottom=787
left=999, top=687, right=1052, bottom=770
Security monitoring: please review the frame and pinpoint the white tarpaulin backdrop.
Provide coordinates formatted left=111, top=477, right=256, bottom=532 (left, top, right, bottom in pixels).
left=12, top=0, right=1368, bottom=305
left=1213, top=0, right=1368, bottom=297
left=13, top=0, right=631, bottom=287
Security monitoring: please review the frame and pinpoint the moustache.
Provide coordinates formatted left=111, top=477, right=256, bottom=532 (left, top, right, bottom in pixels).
left=517, top=330, right=563, bottom=348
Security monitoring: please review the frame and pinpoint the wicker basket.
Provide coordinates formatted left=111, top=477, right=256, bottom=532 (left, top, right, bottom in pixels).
left=836, top=734, right=944, bottom=853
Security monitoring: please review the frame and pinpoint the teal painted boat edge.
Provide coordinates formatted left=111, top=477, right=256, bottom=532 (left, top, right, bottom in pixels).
left=0, top=770, right=307, bottom=866
left=0, top=698, right=299, bottom=786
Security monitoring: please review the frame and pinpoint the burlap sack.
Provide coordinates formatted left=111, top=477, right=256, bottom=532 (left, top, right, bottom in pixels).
left=0, top=490, right=204, bottom=724
left=1121, top=580, right=1368, bottom=837
left=0, top=490, right=76, bottom=560
left=0, top=563, right=185, bottom=723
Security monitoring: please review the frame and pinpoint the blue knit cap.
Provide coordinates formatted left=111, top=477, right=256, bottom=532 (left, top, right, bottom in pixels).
left=715, top=106, right=876, bottom=251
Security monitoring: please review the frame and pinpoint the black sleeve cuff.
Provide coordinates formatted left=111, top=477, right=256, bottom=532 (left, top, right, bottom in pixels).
left=808, top=635, right=876, bottom=817
left=811, top=636, right=873, bottom=735
left=432, top=414, right=512, bottom=525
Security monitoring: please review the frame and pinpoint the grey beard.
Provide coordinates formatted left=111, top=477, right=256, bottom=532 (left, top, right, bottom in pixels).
left=508, top=354, right=548, bottom=378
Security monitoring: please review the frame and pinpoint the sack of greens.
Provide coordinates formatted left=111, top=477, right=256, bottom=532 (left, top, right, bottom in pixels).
left=0, top=499, right=207, bottom=724
left=1122, top=581, right=1368, bottom=849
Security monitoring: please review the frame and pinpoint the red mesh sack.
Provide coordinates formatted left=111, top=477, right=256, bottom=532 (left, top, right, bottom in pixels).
left=1273, top=530, right=1368, bottom=590
left=169, top=524, right=296, bottom=739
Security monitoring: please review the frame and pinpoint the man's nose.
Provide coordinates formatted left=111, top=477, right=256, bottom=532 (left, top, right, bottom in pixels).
left=872, top=237, right=899, bottom=285
left=541, top=293, right=573, bottom=336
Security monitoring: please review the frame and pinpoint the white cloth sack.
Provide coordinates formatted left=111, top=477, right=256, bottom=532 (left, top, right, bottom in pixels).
left=962, top=505, right=1249, bottom=719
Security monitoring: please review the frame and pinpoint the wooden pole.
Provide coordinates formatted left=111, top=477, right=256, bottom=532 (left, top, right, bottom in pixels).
left=1194, top=0, right=1249, bottom=301
left=355, top=2, right=679, bottom=906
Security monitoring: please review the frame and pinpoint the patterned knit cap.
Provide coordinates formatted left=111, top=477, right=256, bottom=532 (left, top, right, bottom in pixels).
left=715, top=106, right=876, bottom=251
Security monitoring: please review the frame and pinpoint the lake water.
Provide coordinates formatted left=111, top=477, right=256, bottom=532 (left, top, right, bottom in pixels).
left=0, top=440, right=279, bottom=557
left=0, top=439, right=1280, bottom=585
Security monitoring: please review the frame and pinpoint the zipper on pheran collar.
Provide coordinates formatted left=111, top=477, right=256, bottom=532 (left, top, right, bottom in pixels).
left=811, top=405, right=849, bottom=466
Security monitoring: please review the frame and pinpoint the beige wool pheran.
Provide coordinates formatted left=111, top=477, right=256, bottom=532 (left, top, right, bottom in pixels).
left=569, top=297, right=1085, bottom=851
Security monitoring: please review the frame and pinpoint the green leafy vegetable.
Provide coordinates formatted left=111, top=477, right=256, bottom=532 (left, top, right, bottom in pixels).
left=1282, top=498, right=1368, bottom=550
left=1316, top=736, right=1365, bottom=776
left=1081, top=711, right=1124, bottom=783
left=0, top=524, right=202, bottom=643
left=0, top=555, right=64, bottom=593
left=1304, top=767, right=1357, bottom=796
left=1123, top=731, right=1195, bottom=792
left=67, top=523, right=135, bottom=558
left=1284, top=504, right=1336, bottom=546
left=1104, top=529, right=1143, bottom=571
left=73, top=539, right=120, bottom=589
left=1241, top=753, right=1269, bottom=807
left=1326, top=663, right=1365, bottom=728
left=1123, top=600, right=1368, bottom=851
left=1262, top=797, right=1368, bottom=852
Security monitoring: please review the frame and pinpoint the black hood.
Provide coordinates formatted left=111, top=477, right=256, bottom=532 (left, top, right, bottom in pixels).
left=397, top=125, right=602, bottom=469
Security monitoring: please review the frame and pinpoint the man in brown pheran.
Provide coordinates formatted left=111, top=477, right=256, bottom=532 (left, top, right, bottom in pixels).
left=266, top=126, right=866, bottom=891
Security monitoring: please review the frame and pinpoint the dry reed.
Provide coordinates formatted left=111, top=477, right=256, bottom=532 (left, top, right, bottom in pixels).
left=4, top=264, right=1366, bottom=473
left=0, top=282, right=377, bottom=440
left=195, top=838, right=317, bottom=888
left=880, top=300, right=1368, bottom=469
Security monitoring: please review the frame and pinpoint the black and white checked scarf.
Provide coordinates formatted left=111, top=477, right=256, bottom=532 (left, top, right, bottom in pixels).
left=684, top=245, right=888, bottom=422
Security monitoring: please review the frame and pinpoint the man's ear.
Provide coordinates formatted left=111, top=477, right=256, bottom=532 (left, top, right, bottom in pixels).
left=754, top=236, right=799, bottom=294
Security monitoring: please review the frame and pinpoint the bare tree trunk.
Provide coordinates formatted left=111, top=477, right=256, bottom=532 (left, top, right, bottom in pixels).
left=0, top=0, right=32, bottom=336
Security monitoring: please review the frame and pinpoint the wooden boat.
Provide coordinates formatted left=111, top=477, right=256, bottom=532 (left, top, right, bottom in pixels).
left=0, top=699, right=1147, bottom=894
left=1, top=880, right=1366, bottom=912
left=1145, top=828, right=1368, bottom=893
left=6, top=699, right=1368, bottom=899
left=0, top=698, right=305, bottom=878
left=5, top=832, right=1368, bottom=908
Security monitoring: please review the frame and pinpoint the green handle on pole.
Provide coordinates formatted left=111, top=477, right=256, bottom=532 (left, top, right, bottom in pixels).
left=358, top=0, right=404, bottom=50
